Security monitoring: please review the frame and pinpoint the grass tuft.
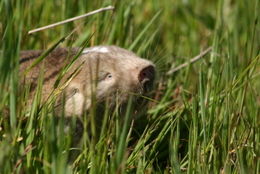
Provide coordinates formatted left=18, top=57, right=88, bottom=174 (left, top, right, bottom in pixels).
left=0, top=0, right=259, bottom=173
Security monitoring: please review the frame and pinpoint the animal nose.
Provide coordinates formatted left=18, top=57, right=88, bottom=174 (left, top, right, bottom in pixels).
left=138, top=65, right=155, bottom=91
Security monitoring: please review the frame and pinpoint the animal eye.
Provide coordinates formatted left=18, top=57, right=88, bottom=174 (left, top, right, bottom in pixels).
left=98, top=71, right=112, bottom=81
left=106, top=74, right=112, bottom=79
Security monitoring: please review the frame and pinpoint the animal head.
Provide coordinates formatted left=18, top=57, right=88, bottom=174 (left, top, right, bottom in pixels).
left=63, top=46, right=155, bottom=116
left=20, top=46, right=155, bottom=117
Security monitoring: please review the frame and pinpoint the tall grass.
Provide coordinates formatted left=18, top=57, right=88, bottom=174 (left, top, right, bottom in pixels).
left=0, top=0, right=259, bottom=173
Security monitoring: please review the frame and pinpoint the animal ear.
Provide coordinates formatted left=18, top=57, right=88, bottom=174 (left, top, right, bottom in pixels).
left=66, top=87, right=79, bottom=97
left=54, top=87, right=79, bottom=111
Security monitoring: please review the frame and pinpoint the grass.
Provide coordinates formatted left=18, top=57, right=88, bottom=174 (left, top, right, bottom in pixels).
left=0, top=0, right=259, bottom=173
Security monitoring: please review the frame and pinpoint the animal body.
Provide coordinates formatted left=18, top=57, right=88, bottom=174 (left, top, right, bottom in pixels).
left=19, top=46, right=155, bottom=117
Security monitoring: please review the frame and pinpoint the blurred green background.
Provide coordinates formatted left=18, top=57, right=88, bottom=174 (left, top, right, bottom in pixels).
left=0, top=0, right=259, bottom=173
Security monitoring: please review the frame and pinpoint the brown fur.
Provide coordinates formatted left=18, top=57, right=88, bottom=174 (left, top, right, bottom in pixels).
left=19, top=46, right=155, bottom=116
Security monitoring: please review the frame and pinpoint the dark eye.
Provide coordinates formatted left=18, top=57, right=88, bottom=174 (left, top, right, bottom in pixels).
left=106, top=74, right=112, bottom=79
left=98, top=71, right=112, bottom=81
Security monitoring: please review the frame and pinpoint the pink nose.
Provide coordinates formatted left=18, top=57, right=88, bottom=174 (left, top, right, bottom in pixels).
left=138, top=65, right=155, bottom=91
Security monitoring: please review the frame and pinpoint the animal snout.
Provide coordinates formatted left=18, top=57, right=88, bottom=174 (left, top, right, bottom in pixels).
left=138, top=65, right=155, bottom=91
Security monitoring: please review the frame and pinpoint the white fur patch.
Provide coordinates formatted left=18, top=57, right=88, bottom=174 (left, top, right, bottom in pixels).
left=82, top=46, right=109, bottom=54
left=65, top=92, right=85, bottom=116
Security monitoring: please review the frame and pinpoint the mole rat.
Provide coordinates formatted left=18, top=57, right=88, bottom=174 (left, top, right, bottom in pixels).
left=19, top=46, right=155, bottom=117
